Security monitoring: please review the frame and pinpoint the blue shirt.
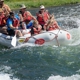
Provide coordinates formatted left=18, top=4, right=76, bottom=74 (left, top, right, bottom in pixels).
left=6, top=18, right=13, bottom=30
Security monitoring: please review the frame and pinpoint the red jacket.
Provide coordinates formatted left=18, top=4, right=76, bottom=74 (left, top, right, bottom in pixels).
left=37, top=11, right=49, bottom=25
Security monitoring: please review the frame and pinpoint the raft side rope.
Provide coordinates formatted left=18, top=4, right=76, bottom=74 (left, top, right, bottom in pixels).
left=30, top=29, right=60, bottom=46
left=48, top=29, right=60, bottom=46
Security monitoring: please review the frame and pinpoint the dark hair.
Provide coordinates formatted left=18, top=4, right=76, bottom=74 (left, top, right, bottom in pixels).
left=9, top=12, right=14, bottom=15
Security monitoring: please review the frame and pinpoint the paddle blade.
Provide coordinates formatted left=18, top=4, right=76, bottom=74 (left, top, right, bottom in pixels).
left=11, top=35, right=16, bottom=47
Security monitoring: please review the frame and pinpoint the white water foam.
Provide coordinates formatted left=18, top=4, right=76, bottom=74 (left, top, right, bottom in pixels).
left=0, top=74, right=19, bottom=80
left=48, top=74, right=80, bottom=80
left=11, top=43, right=38, bottom=49
left=57, top=15, right=80, bottom=46
left=0, top=66, right=19, bottom=80
left=68, top=26, right=80, bottom=46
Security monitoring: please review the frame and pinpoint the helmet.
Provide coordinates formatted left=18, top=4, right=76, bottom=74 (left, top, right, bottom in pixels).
left=40, top=5, right=45, bottom=9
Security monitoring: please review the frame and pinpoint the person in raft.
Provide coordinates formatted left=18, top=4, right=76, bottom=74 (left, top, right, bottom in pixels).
left=36, top=5, right=50, bottom=30
left=0, top=8, right=8, bottom=34
left=6, top=12, right=23, bottom=37
left=19, top=4, right=37, bottom=29
left=30, top=20, right=42, bottom=36
left=44, top=14, right=61, bottom=31
left=0, top=0, right=11, bottom=17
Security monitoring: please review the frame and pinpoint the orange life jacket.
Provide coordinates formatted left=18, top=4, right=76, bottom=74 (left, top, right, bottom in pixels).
left=13, top=18, right=19, bottom=27
left=22, top=11, right=32, bottom=22
left=37, top=11, right=49, bottom=25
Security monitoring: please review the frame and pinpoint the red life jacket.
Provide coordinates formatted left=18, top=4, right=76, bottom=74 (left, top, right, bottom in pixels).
left=13, top=18, right=19, bottom=27
left=22, top=11, right=32, bottom=22
left=0, top=13, right=6, bottom=26
left=37, top=12, right=49, bottom=25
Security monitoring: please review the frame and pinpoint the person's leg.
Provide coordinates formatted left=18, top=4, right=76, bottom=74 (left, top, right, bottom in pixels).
left=15, top=30, right=23, bottom=37
left=7, top=29, right=15, bottom=36
left=27, top=20, right=33, bottom=29
left=1, top=26, right=8, bottom=34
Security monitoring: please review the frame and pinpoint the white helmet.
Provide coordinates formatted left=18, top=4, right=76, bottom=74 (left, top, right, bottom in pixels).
left=40, top=5, right=45, bottom=9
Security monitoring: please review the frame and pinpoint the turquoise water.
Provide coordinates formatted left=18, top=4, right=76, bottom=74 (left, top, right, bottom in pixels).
left=0, top=45, right=80, bottom=80
left=0, top=4, right=80, bottom=80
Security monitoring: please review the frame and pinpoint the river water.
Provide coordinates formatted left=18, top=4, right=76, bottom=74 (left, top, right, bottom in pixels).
left=0, top=4, right=80, bottom=80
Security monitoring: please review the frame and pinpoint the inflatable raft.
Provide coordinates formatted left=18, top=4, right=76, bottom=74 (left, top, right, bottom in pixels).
left=0, top=29, right=72, bottom=47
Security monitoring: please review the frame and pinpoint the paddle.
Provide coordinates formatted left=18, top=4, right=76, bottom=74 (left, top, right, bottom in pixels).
left=11, top=34, right=17, bottom=47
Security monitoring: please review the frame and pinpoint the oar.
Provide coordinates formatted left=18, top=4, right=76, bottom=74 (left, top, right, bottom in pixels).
left=11, top=34, right=17, bottom=47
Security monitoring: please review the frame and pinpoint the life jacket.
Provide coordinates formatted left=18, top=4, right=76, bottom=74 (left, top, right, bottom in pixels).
left=37, top=11, right=49, bottom=25
left=22, top=11, right=32, bottom=22
left=13, top=18, right=19, bottom=27
left=0, top=13, right=7, bottom=27
left=33, top=26, right=41, bottom=34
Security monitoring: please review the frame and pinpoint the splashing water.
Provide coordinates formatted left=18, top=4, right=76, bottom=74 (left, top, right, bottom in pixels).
left=48, top=74, right=80, bottom=80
